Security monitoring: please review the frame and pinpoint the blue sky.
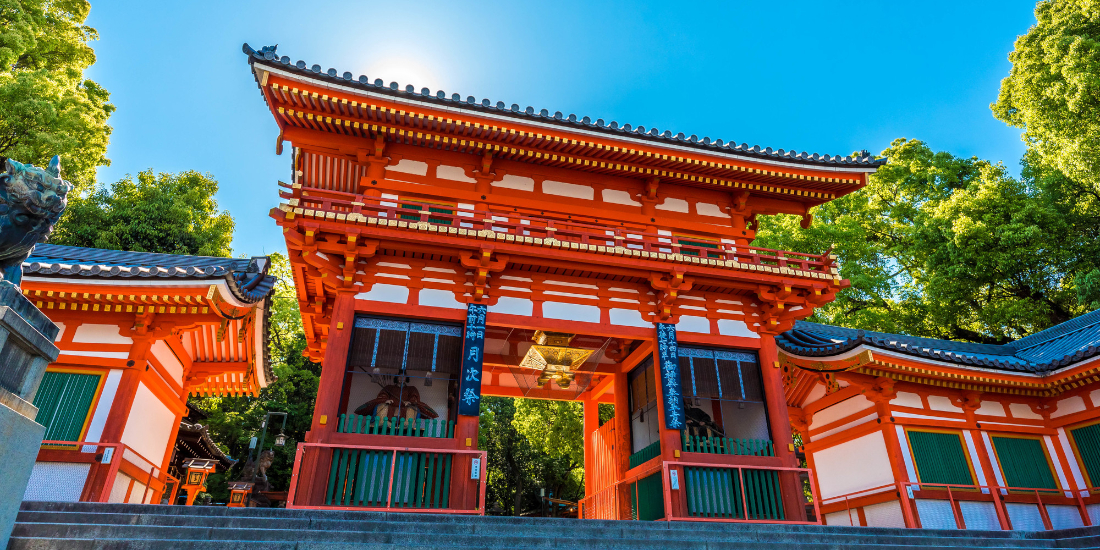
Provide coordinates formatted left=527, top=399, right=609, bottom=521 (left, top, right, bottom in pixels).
left=85, top=0, right=1038, bottom=257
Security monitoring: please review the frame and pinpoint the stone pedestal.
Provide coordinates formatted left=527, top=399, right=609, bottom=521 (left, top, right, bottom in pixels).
left=0, top=284, right=60, bottom=549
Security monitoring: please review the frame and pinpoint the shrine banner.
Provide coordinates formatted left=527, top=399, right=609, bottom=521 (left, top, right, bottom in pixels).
left=656, top=322, right=685, bottom=430
left=458, top=303, right=487, bottom=416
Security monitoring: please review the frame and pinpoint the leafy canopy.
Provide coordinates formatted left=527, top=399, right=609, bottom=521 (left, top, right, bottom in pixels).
left=0, top=0, right=112, bottom=188
left=993, top=0, right=1100, bottom=195
left=52, top=170, right=234, bottom=257
left=755, top=138, right=1095, bottom=343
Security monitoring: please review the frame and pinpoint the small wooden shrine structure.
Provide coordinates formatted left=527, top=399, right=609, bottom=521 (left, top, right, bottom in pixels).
left=19, top=244, right=275, bottom=505
left=244, top=42, right=885, bottom=521
left=780, top=316, right=1100, bottom=529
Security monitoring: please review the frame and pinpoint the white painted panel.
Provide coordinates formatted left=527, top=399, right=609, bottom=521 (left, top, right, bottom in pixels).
left=977, top=401, right=1006, bottom=417
left=127, top=480, right=148, bottom=503
left=1048, top=504, right=1085, bottom=530
left=23, top=462, right=90, bottom=502
left=824, top=511, right=855, bottom=526
left=801, top=384, right=826, bottom=407
left=488, top=297, right=533, bottom=317
left=60, top=350, right=130, bottom=359
left=53, top=322, right=65, bottom=342
left=897, top=425, right=918, bottom=482
left=436, top=165, right=475, bottom=182
left=809, top=395, right=875, bottom=430
left=150, top=341, right=184, bottom=386
left=717, top=319, right=758, bottom=338
left=1044, top=435, right=1071, bottom=492
left=1005, top=503, right=1045, bottom=530
left=811, top=431, right=894, bottom=499
left=676, top=315, right=710, bottom=334
left=959, top=501, right=1000, bottom=530
left=1009, top=403, right=1043, bottom=419
left=355, top=283, right=409, bottom=304
left=1058, top=428, right=1088, bottom=490
left=695, top=203, right=725, bottom=217
left=1051, top=396, right=1087, bottom=418
left=108, top=473, right=133, bottom=503
left=418, top=289, right=466, bottom=310
left=863, top=500, right=906, bottom=528
left=891, top=391, right=923, bottom=409
left=386, top=159, right=427, bottom=175
left=962, top=431, right=987, bottom=485
left=655, top=197, right=689, bottom=212
left=915, top=499, right=958, bottom=529
left=927, top=395, right=962, bottom=413
left=609, top=309, right=650, bottom=328
left=1091, top=389, right=1100, bottom=408
left=1088, top=504, right=1100, bottom=527
left=543, top=180, right=593, bottom=200
left=542, top=302, right=600, bottom=323
left=981, top=432, right=1007, bottom=487
left=120, top=383, right=177, bottom=466
left=810, top=413, right=876, bottom=442
left=83, top=369, right=122, bottom=445
left=493, top=174, right=534, bottom=191
left=73, top=324, right=132, bottom=345
left=602, top=189, right=639, bottom=206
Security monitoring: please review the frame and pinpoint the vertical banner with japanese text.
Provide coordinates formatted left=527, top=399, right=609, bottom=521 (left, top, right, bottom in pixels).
left=458, top=303, right=487, bottom=416
left=656, top=322, right=684, bottom=430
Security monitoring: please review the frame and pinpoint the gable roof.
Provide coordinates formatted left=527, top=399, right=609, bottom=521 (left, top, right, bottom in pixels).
left=777, top=309, right=1100, bottom=375
left=243, top=43, right=886, bottom=172
left=24, top=244, right=277, bottom=304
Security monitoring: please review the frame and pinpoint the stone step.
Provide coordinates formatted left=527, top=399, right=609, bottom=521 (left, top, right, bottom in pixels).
left=11, top=501, right=1099, bottom=550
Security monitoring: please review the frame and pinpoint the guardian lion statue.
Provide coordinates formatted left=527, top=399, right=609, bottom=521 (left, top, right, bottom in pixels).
left=0, top=156, right=72, bottom=286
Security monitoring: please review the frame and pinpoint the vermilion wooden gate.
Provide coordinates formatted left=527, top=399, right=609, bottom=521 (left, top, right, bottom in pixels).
left=581, top=422, right=620, bottom=519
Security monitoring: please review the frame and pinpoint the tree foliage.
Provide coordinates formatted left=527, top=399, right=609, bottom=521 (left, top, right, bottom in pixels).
left=755, top=138, right=1096, bottom=343
left=52, top=170, right=234, bottom=257
left=993, top=0, right=1100, bottom=194
left=0, top=0, right=112, bottom=188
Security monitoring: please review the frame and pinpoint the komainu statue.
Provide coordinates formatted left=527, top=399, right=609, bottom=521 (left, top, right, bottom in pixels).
left=0, top=156, right=72, bottom=286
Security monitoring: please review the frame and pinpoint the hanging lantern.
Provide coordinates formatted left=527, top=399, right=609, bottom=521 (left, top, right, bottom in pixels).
left=274, top=432, right=287, bottom=447
left=518, top=331, right=595, bottom=389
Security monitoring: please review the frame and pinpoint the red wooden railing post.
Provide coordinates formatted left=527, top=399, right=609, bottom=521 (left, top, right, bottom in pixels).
left=845, top=496, right=854, bottom=526
left=947, top=485, right=966, bottom=529
left=898, top=482, right=919, bottom=529
left=1036, top=489, right=1053, bottom=530
left=286, top=444, right=305, bottom=508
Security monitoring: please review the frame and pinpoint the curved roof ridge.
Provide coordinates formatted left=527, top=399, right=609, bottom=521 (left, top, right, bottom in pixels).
left=1013, top=308, right=1100, bottom=351
left=243, top=43, right=887, bottom=171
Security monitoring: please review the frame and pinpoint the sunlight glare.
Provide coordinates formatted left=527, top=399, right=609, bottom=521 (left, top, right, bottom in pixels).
left=364, top=56, right=447, bottom=93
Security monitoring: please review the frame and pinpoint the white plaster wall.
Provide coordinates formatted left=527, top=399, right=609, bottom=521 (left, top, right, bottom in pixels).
left=437, top=165, right=475, bottom=182
left=542, top=302, right=600, bottom=323
left=1051, top=396, right=1087, bottom=418
left=488, top=297, right=533, bottom=316
left=149, top=341, right=184, bottom=386
left=53, top=322, right=65, bottom=342
left=811, top=412, right=877, bottom=442
left=83, top=369, right=122, bottom=445
left=864, top=500, right=906, bottom=528
left=602, top=189, right=639, bottom=206
left=1091, top=389, right=1100, bottom=408
left=387, top=159, right=427, bottom=175
left=801, top=384, right=826, bottom=407
left=543, top=180, right=593, bottom=200
left=59, top=350, right=130, bottom=359
left=120, top=383, right=177, bottom=466
left=1009, top=403, right=1043, bottom=419
left=812, top=431, right=895, bottom=499
left=927, top=396, right=962, bottom=413
left=891, top=392, right=923, bottom=409
left=676, top=315, right=710, bottom=334
left=609, top=309, right=650, bottom=328
left=695, top=203, right=725, bottom=217
left=23, top=462, right=90, bottom=502
left=418, top=289, right=466, bottom=310
left=72, top=324, right=132, bottom=345
left=655, top=197, right=689, bottom=212
left=809, top=395, right=875, bottom=430
left=108, top=473, right=133, bottom=503
left=977, top=401, right=1006, bottom=417
left=126, top=480, right=149, bottom=503
left=717, top=319, right=758, bottom=338
left=355, top=283, right=409, bottom=304
left=493, top=174, right=534, bottom=191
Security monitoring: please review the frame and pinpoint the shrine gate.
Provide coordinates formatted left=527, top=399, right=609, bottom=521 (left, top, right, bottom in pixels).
left=243, top=43, right=884, bottom=522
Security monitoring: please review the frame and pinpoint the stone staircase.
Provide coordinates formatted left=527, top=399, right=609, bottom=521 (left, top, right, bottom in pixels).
left=8, top=501, right=1100, bottom=550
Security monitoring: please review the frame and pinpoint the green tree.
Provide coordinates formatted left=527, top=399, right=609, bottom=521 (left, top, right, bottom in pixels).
left=755, top=138, right=1093, bottom=342
left=992, top=0, right=1100, bottom=195
left=0, top=0, right=113, bottom=188
left=52, top=170, right=234, bottom=257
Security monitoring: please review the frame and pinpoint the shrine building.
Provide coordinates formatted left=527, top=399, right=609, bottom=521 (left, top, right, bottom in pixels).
left=243, top=43, right=884, bottom=522
left=18, top=244, right=276, bottom=506
left=779, top=316, right=1100, bottom=530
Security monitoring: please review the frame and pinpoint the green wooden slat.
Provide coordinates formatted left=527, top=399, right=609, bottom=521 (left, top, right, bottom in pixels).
left=703, top=468, right=716, bottom=517
left=33, top=371, right=101, bottom=442
left=909, top=430, right=974, bottom=486
left=334, top=448, right=349, bottom=505
left=993, top=436, right=1058, bottom=490
left=432, top=452, right=444, bottom=508
left=343, top=449, right=359, bottom=506
left=441, top=455, right=452, bottom=508
left=353, top=450, right=367, bottom=505
left=745, top=469, right=759, bottom=519
left=732, top=468, right=743, bottom=519
left=685, top=468, right=697, bottom=516
left=1072, top=423, right=1100, bottom=488
left=324, top=450, right=340, bottom=505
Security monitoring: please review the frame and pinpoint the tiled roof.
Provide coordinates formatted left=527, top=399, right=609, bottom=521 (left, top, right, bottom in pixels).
left=243, top=44, right=886, bottom=170
left=24, top=244, right=277, bottom=304
left=777, top=310, right=1100, bottom=375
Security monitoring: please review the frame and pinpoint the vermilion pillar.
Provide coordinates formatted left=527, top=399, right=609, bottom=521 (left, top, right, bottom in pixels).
left=758, top=334, right=806, bottom=520
left=583, top=399, right=599, bottom=496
